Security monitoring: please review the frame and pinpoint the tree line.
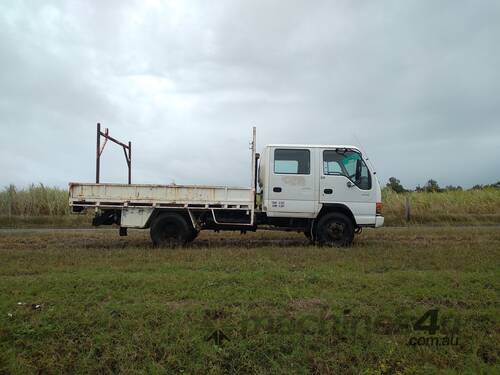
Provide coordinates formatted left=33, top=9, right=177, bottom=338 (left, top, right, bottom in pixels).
left=385, top=177, right=500, bottom=193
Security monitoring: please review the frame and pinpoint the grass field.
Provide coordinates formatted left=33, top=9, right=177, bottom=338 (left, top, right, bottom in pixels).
left=0, top=227, right=498, bottom=374
left=382, top=189, right=500, bottom=226
left=1, top=185, right=500, bottom=227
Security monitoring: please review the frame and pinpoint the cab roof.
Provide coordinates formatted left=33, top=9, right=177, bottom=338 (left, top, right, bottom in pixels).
left=265, top=144, right=361, bottom=151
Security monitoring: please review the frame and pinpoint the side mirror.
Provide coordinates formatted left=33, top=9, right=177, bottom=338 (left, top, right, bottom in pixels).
left=355, top=159, right=362, bottom=181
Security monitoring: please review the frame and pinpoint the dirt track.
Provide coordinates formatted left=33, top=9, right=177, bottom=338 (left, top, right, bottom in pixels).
left=1, top=226, right=500, bottom=250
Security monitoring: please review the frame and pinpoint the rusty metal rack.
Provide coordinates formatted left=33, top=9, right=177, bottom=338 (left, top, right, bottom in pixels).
left=96, top=123, right=131, bottom=184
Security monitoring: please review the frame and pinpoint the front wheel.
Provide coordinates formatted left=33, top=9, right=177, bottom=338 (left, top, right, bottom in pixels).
left=316, top=212, right=354, bottom=247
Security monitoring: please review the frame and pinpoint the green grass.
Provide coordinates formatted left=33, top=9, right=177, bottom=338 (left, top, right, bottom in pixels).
left=0, top=228, right=498, bottom=374
left=0, top=184, right=69, bottom=217
left=382, top=188, right=500, bottom=226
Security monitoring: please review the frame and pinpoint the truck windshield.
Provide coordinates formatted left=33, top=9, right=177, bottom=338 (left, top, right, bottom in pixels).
left=323, top=150, right=372, bottom=190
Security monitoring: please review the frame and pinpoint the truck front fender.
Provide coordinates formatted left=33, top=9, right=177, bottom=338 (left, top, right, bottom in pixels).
left=317, top=203, right=356, bottom=226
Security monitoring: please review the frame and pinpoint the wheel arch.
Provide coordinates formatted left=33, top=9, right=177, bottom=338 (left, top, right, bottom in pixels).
left=317, top=203, right=357, bottom=227
left=148, top=208, right=195, bottom=229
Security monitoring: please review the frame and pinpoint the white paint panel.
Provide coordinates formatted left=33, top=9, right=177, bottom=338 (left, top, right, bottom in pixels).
left=121, top=207, right=154, bottom=228
left=266, top=146, right=316, bottom=214
left=69, top=183, right=253, bottom=207
left=319, top=148, right=378, bottom=225
left=264, top=199, right=316, bottom=216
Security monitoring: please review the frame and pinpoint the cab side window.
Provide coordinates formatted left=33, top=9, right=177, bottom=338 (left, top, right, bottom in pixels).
left=324, top=159, right=342, bottom=174
left=274, top=149, right=310, bottom=174
left=323, top=150, right=372, bottom=190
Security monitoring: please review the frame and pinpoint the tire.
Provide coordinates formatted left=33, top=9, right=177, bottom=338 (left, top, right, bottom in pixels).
left=150, top=213, right=191, bottom=247
left=316, top=212, right=354, bottom=247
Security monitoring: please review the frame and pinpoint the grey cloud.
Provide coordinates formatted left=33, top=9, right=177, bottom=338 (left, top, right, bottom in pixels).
left=1, top=0, right=499, bottom=190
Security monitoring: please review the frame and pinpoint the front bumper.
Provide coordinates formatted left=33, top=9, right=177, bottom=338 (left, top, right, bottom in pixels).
left=375, top=216, right=384, bottom=228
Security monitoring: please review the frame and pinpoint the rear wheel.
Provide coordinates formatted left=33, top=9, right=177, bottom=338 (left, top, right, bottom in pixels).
left=316, top=212, right=354, bottom=247
left=150, top=213, right=191, bottom=247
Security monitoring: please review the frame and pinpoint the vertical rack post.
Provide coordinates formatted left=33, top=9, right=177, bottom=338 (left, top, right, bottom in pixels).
left=251, top=126, right=256, bottom=196
left=128, top=141, right=132, bottom=185
left=250, top=126, right=257, bottom=217
left=96, top=123, right=101, bottom=183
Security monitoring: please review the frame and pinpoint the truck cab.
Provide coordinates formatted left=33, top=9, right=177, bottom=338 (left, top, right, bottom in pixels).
left=257, top=144, right=383, bottom=244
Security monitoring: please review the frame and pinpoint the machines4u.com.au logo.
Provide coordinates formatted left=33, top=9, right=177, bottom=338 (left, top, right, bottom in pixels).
left=407, top=309, right=459, bottom=347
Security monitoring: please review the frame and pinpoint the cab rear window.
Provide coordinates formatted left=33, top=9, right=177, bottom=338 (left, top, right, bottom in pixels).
left=274, top=149, right=310, bottom=174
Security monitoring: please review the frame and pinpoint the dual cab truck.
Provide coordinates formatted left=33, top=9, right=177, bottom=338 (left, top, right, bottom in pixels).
left=69, top=128, right=383, bottom=246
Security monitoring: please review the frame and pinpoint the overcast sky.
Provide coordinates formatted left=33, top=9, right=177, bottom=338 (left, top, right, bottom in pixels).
left=1, top=0, right=499, bottom=190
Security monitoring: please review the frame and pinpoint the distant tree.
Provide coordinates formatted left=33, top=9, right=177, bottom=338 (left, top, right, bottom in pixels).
left=386, top=177, right=406, bottom=193
left=472, top=181, right=500, bottom=189
left=484, top=181, right=500, bottom=189
left=424, top=179, right=441, bottom=193
left=444, top=185, right=462, bottom=191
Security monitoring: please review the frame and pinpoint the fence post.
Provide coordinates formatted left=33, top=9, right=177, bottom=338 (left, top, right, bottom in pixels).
left=8, top=185, right=14, bottom=218
left=8, top=193, right=11, bottom=218
left=405, top=196, right=411, bottom=223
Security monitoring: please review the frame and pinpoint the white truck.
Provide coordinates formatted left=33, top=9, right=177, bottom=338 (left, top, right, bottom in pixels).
left=69, top=128, right=383, bottom=246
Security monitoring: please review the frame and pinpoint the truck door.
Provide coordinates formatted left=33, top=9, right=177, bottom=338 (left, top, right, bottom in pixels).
left=267, top=147, right=315, bottom=215
left=320, top=149, right=376, bottom=225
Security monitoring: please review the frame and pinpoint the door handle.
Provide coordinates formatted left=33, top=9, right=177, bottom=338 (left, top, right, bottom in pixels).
left=273, top=187, right=282, bottom=193
left=323, top=188, right=333, bottom=194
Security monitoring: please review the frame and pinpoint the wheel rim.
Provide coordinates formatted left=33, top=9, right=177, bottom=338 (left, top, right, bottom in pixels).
left=324, top=220, right=346, bottom=242
left=158, top=221, right=182, bottom=245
